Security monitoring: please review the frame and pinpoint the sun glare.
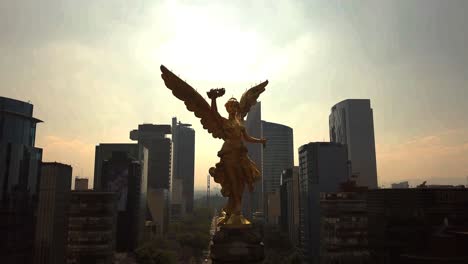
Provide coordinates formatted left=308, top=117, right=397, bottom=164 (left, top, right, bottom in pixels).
left=153, top=2, right=266, bottom=82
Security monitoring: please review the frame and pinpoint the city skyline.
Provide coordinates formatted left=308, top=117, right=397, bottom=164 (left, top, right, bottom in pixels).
left=2, top=0, right=468, bottom=189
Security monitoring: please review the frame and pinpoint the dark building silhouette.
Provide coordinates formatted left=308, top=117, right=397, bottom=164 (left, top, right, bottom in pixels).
left=34, top=162, right=72, bottom=264
left=298, top=142, right=350, bottom=263
left=367, top=188, right=468, bottom=263
left=0, top=96, right=43, bottom=264
left=171, top=118, right=195, bottom=214
left=130, top=124, right=171, bottom=232
left=262, top=121, right=294, bottom=224
left=74, top=177, right=88, bottom=190
left=93, top=143, right=138, bottom=190
left=329, top=99, right=378, bottom=188
left=320, top=191, right=370, bottom=263
left=101, top=151, right=142, bottom=252
left=67, top=191, right=117, bottom=264
left=280, top=167, right=300, bottom=246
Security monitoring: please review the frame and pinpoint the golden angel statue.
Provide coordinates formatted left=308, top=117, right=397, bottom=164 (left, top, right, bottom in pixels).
left=160, top=65, right=268, bottom=226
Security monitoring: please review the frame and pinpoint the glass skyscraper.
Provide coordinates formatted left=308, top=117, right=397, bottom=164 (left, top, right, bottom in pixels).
left=329, top=99, right=378, bottom=188
left=0, top=96, right=43, bottom=264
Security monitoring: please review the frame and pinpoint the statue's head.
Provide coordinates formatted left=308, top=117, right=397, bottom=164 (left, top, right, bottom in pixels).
left=225, top=97, right=240, bottom=114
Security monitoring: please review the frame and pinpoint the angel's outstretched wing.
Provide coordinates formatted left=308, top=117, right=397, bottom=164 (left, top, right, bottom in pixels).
left=238, top=80, right=268, bottom=120
left=160, top=65, right=225, bottom=139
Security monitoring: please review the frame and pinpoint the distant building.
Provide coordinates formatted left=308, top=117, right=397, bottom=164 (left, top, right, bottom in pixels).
left=170, top=178, right=185, bottom=221
left=130, top=124, right=171, bottom=234
left=262, top=121, right=294, bottom=223
left=74, top=177, right=88, bottom=190
left=172, top=118, right=195, bottom=213
left=298, top=142, right=350, bottom=263
left=329, top=99, right=378, bottom=188
left=266, top=191, right=281, bottom=224
left=146, top=188, right=169, bottom=236
left=320, top=191, right=369, bottom=263
left=243, top=102, right=263, bottom=218
left=280, top=167, right=300, bottom=246
left=391, top=181, right=409, bottom=189
left=100, top=151, right=142, bottom=252
left=93, top=143, right=138, bottom=190
left=67, top=191, right=117, bottom=264
left=130, top=124, right=172, bottom=190
left=367, top=188, right=468, bottom=263
left=34, top=162, right=72, bottom=264
left=0, top=96, right=43, bottom=264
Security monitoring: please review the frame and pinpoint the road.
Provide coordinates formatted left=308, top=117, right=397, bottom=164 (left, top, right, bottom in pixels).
left=202, top=209, right=218, bottom=264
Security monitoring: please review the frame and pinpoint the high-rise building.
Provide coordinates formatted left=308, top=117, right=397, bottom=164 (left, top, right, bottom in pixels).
left=243, top=102, right=263, bottom=218
left=93, top=143, right=138, bottom=190
left=74, top=177, right=88, bottom=190
left=34, top=162, right=72, bottom=264
left=298, top=142, right=350, bottom=263
left=280, top=167, right=300, bottom=246
left=329, top=99, right=378, bottom=188
left=100, top=151, right=142, bottom=252
left=0, top=96, right=43, bottom=264
left=172, top=118, right=195, bottom=213
left=130, top=124, right=171, bottom=233
left=67, top=191, right=117, bottom=264
left=262, top=121, right=293, bottom=222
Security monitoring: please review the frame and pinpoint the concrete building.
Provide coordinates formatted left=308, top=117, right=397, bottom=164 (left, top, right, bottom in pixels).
left=74, top=177, right=88, bottom=190
left=34, top=162, right=72, bottom=264
left=67, top=191, right=117, bottom=264
left=243, top=102, right=263, bottom=218
left=320, top=191, right=369, bottom=263
left=329, top=99, right=378, bottom=188
left=146, top=188, right=169, bottom=236
left=0, top=96, right=43, bottom=264
left=172, top=118, right=195, bottom=213
left=367, top=188, right=468, bottom=263
left=170, top=178, right=185, bottom=221
left=298, top=142, right=350, bottom=263
left=130, top=124, right=172, bottom=190
left=93, top=144, right=138, bottom=190
left=130, top=124, right=171, bottom=234
left=280, top=167, right=300, bottom=246
left=391, top=181, right=409, bottom=189
left=100, top=151, right=142, bottom=252
left=262, top=121, right=294, bottom=222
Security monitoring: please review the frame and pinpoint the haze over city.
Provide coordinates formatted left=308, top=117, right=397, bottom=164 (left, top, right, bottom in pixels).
left=2, top=0, right=467, bottom=189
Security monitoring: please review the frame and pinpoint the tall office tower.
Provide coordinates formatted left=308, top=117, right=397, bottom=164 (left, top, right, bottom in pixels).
left=171, top=118, right=195, bottom=213
left=329, top=99, right=378, bottom=188
left=243, top=102, right=263, bottom=218
left=0, top=96, right=43, bottom=264
left=280, top=166, right=300, bottom=246
left=262, top=121, right=294, bottom=223
left=298, top=142, right=350, bottom=263
left=130, top=124, right=171, bottom=233
left=74, top=177, right=88, bottom=190
left=34, top=162, right=72, bottom=264
left=101, top=151, right=142, bottom=252
left=67, top=191, right=117, bottom=264
left=94, top=143, right=139, bottom=190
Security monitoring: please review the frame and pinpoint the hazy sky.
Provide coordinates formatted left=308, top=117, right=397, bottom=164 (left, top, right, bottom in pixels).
left=1, top=0, right=467, bottom=189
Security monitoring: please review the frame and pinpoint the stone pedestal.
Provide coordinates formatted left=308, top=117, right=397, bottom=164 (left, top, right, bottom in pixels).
left=210, top=224, right=264, bottom=264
